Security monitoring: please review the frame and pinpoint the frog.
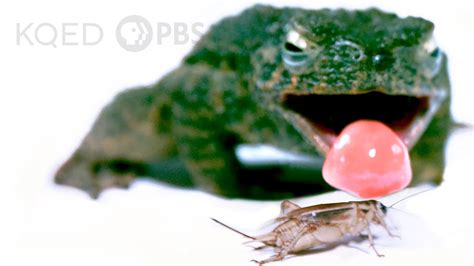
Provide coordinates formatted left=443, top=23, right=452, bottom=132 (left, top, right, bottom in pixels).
left=54, top=5, right=451, bottom=199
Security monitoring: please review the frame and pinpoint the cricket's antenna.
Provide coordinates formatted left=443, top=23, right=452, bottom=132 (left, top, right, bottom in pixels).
left=387, top=206, right=412, bottom=215
left=211, top=218, right=256, bottom=240
left=388, top=188, right=434, bottom=208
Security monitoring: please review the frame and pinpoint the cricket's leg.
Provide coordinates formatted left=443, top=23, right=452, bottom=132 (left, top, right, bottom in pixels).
left=365, top=222, right=384, bottom=257
left=374, top=211, right=400, bottom=239
left=370, top=204, right=400, bottom=239
left=251, top=254, right=284, bottom=265
left=55, top=84, right=178, bottom=198
left=251, top=228, right=308, bottom=265
left=381, top=225, right=400, bottom=239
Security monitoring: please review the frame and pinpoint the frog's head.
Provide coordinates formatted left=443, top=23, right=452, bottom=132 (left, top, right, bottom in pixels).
left=254, top=8, right=449, bottom=155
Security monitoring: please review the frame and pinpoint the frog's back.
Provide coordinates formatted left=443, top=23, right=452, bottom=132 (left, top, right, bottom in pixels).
left=183, top=5, right=294, bottom=73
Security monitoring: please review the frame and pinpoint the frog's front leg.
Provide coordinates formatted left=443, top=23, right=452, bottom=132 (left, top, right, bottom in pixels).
left=172, top=64, right=330, bottom=198
left=171, top=65, right=245, bottom=196
left=175, top=125, right=241, bottom=196
left=410, top=92, right=451, bottom=185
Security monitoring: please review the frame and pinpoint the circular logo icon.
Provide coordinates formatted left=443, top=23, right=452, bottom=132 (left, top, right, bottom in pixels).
left=116, top=15, right=152, bottom=52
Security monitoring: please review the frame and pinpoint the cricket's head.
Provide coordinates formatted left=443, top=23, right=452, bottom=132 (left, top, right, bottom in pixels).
left=380, top=202, right=388, bottom=215
left=356, top=200, right=388, bottom=224
left=253, top=8, right=449, bottom=155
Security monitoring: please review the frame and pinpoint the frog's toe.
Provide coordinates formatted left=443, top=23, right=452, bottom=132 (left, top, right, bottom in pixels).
left=55, top=153, right=134, bottom=198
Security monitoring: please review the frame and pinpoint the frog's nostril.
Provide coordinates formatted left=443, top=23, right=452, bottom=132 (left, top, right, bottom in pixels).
left=372, top=53, right=394, bottom=70
left=334, top=40, right=366, bottom=61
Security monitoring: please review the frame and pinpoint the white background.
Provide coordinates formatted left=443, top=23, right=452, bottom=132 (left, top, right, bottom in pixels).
left=0, top=0, right=473, bottom=265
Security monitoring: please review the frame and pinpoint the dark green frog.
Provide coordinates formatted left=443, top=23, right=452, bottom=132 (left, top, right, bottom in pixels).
left=55, top=5, right=451, bottom=199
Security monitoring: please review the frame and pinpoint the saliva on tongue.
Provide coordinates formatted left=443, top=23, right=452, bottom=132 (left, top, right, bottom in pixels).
left=322, top=120, right=412, bottom=199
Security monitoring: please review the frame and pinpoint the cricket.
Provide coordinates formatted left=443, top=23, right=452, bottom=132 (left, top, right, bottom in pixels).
left=211, top=191, right=427, bottom=265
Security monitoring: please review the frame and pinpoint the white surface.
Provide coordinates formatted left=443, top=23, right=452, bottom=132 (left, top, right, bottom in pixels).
left=1, top=0, right=473, bottom=265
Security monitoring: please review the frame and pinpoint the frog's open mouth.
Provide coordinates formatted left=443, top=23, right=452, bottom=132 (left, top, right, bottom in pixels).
left=281, top=91, right=445, bottom=154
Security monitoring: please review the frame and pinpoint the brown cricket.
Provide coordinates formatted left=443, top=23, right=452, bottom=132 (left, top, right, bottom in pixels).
left=212, top=199, right=399, bottom=265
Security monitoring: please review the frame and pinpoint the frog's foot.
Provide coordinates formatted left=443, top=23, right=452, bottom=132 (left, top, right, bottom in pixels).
left=55, top=153, right=137, bottom=198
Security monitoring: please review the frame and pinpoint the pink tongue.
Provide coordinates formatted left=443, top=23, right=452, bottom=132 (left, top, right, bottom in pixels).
left=322, top=120, right=412, bottom=198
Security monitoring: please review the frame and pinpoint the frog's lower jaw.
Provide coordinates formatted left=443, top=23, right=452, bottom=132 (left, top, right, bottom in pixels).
left=280, top=90, right=447, bottom=155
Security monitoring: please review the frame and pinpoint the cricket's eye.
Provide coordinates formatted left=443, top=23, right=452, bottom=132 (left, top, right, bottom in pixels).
left=282, top=30, right=315, bottom=72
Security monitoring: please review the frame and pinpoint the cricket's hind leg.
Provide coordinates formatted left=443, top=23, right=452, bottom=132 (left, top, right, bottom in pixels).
left=54, top=84, right=179, bottom=198
left=251, top=228, right=309, bottom=265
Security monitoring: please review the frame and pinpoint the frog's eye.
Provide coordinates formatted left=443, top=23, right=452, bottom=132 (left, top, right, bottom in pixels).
left=282, top=30, right=313, bottom=71
left=422, top=37, right=443, bottom=77
left=423, top=36, right=438, bottom=55
left=286, top=30, right=308, bottom=51
left=284, top=42, right=304, bottom=53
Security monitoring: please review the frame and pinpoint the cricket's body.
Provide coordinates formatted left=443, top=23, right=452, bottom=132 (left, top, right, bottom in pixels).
left=213, top=200, right=391, bottom=264
left=55, top=5, right=451, bottom=199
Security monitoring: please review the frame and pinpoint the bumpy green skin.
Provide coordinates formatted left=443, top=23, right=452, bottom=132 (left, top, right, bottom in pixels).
left=55, top=5, right=450, bottom=199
